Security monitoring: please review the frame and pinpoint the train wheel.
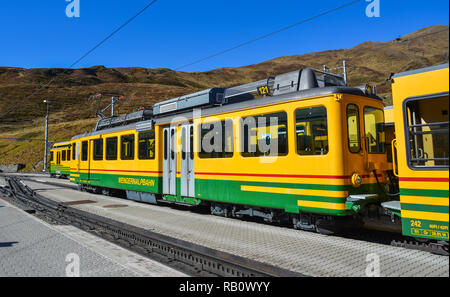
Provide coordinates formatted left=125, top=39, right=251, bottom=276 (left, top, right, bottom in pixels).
left=315, top=219, right=335, bottom=235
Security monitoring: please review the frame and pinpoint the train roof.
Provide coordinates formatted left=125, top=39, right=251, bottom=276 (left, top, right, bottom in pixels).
left=73, top=67, right=382, bottom=139
left=155, top=85, right=381, bottom=125
left=72, top=119, right=153, bottom=140
left=51, top=141, right=71, bottom=149
left=391, top=63, right=449, bottom=79
left=153, top=68, right=348, bottom=117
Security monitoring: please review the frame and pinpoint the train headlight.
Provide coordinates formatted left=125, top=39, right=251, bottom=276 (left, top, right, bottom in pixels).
left=351, top=173, right=362, bottom=187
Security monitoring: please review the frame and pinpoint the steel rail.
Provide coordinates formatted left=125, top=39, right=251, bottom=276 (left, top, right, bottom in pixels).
left=0, top=176, right=305, bottom=277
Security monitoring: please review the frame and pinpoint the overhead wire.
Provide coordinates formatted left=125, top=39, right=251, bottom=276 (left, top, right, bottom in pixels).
left=0, top=0, right=159, bottom=119
left=174, top=0, right=363, bottom=71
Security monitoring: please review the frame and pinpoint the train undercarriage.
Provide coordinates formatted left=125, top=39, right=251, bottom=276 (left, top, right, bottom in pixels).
left=77, top=182, right=448, bottom=256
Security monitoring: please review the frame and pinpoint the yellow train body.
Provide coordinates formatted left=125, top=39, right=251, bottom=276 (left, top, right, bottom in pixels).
left=49, top=141, right=72, bottom=177
left=391, top=63, right=449, bottom=241
left=68, top=88, right=390, bottom=219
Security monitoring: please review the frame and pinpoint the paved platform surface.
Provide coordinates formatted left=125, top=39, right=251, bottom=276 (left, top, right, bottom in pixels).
left=3, top=175, right=449, bottom=277
left=0, top=197, right=186, bottom=277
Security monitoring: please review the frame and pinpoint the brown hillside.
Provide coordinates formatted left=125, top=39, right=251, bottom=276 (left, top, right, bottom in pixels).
left=0, top=25, right=448, bottom=170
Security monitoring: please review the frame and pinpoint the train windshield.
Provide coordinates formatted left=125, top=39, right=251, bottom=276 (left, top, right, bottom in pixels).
left=364, top=107, right=385, bottom=154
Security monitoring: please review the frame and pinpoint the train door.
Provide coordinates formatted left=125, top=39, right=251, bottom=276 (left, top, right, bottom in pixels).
left=88, top=140, right=92, bottom=180
left=180, top=123, right=195, bottom=197
left=79, top=140, right=89, bottom=181
left=163, top=126, right=177, bottom=195
left=346, top=103, right=365, bottom=169
left=76, top=142, right=80, bottom=172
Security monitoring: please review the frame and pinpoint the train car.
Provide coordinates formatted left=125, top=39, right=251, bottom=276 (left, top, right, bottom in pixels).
left=69, top=109, right=157, bottom=197
left=385, top=63, right=449, bottom=244
left=49, top=141, right=72, bottom=178
left=69, top=68, right=396, bottom=233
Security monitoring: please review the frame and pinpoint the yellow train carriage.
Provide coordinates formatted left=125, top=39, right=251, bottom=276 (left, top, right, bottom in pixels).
left=389, top=63, right=449, bottom=242
left=70, top=117, right=161, bottom=201
left=49, top=141, right=72, bottom=178
left=152, top=69, right=392, bottom=231
left=70, top=68, right=394, bottom=232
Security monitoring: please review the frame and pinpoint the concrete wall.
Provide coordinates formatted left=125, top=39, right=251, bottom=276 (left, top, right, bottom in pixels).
left=0, top=164, right=26, bottom=173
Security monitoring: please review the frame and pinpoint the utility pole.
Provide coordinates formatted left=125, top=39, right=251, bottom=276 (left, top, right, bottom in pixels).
left=43, top=100, right=50, bottom=172
left=111, top=96, right=117, bottom=117
left=343, top=60, right=347, bottom=85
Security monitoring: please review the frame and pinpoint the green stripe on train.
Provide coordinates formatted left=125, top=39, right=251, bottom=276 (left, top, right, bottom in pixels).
left=50, top=164, right=71, bottom=174
left=72, top=173, right=378, bottom=216
left=72, top=171, right=162, bottom=193
left=195, top=179, right=365, bottom=215
left=400, top=188, right=449, bottom=198
left=401, top=203, right=449, bottom=214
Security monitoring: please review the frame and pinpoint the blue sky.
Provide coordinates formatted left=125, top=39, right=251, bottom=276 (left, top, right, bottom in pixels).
left=0, top=0, right=448, bottom=72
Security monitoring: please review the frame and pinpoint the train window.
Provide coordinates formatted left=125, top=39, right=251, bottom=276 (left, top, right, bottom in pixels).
left=364, top=107, right=385, bottom=154
left=57, top=152, right=60, bottom=165
left=138, top=131, right=156, bottom=160
left=62, top=150, right=66, bottom=161
left=106, top=137, right=118, bottom=160
left=241, top=112, right=288, bottom=157
left=405, top=95, right=449, bottom=168
left=190, top=126, right=194, bottom=160
left=199, top=119, right=234, bottom=158
left=170, top=129, right=175, bottom=160
left=181, top=127, right=186, bottom=160
left=347, top=104, right=361, bottom=153
left=50, top=152, right=54, bottom=162
left=81, top=141, right=88, bottom=161
left=163, top=130, right=168, bottom=160
left=296, top=107, right=328, bottom=155
left=121, top=134, right=135, bottom=160
left=72, top=143, right=76, bottom=160
left=93, top=139, right=103, bottom=161
left=67, top=149, right=71, bottom=161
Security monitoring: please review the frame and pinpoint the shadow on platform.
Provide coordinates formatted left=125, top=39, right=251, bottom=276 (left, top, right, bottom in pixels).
left=0, top=242, right=19, bottom=248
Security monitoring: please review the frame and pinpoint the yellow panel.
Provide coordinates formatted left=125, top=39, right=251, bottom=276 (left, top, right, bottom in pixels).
left=241, top=185, right=348, bottom=197
left=401, top=196, right=449, bottom=206
left=401, top=210, right=449, bottom=222
left=400, top=181, right=449, bottom=191
left=297, top=200, right=347, bottom=210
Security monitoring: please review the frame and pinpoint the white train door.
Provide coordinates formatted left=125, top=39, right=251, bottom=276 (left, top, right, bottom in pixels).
left=163, top=126, right=177, bottom=195
left=180, top=123, right=195, bottom=197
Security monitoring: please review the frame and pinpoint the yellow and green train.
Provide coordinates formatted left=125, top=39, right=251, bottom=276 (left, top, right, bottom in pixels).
left=49, top=141, right=72, bottom=178
left=50, top=65, right=448, bottom=249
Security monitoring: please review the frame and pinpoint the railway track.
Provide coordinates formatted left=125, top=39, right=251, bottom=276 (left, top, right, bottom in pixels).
left=24, top=176, right=450, bottom=257
left=0, top=176, right=303, bottom=277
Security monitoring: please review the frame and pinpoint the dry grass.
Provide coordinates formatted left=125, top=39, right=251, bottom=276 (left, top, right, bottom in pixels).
left=0, top=116, right=97, bottom=171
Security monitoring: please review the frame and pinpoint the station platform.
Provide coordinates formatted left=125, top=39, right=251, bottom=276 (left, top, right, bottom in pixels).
left=0, top=197, right=186, bottom=277
left=4, top=175, right=447, bottom=277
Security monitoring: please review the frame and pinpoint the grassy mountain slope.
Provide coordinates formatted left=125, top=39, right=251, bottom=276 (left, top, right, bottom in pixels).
left=0, top=25, right=448, bottom=171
